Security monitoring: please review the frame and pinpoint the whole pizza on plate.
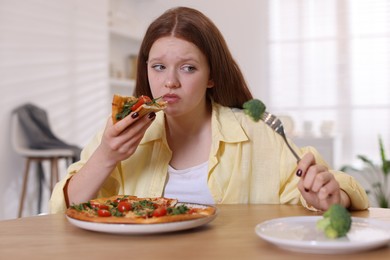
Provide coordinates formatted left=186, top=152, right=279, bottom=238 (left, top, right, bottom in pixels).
left=66, top=195, right=216, bottom=224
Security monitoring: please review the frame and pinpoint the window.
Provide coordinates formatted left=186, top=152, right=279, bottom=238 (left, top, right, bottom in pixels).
left=268, top=0, right=390, bottom=168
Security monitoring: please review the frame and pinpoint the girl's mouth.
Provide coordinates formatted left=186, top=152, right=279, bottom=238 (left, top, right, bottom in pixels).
left=163, top=94, right=180, bottom=104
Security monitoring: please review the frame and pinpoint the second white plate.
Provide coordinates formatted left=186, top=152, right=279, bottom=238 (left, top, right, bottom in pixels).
left=255, top=216, right=390, bottom=254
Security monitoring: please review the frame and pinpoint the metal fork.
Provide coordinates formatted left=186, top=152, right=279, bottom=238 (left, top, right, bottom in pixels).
left=261, top=111, right=301, bottom=162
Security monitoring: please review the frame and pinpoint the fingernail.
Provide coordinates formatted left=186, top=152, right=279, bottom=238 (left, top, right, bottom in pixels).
left=296, top=169, right=303, bottom=177
left=131, top=112, right=139, bottom=119
left=148, top=112, right=156, bottom=120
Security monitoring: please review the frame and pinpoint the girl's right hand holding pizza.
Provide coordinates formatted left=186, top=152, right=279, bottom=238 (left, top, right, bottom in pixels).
left=99, top=111, right=157, bottom=167
left=67, top=112, right=156, bottom=205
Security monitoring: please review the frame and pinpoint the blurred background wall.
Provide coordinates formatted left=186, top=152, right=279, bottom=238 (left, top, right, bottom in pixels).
left=0, top=0, right=110, bottom=219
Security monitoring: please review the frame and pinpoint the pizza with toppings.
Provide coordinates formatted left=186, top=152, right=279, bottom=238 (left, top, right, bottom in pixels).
left=66, top=195, right=216, bottom=224
left=112, top=94, right=167, bottom=124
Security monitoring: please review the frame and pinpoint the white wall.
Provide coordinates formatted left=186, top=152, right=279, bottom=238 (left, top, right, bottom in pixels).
left=0, top=0, right=110, bottom=219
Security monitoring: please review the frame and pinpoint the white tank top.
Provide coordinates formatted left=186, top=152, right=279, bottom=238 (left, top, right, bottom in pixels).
left=164, top=161, right=215, bottom=205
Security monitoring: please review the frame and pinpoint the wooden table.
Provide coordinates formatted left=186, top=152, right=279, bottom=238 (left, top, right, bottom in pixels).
left=1, top=205, right=389, bottom=259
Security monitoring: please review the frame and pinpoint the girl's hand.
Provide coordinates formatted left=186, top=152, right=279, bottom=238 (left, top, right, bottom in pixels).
left=67, top=111, right=156, bottom=205
left=297, top=152, right=351, bottom=211
left=97, top=112, right=156, bottom=167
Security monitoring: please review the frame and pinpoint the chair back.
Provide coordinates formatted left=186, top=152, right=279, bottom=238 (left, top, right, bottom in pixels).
left=11, top=113, right=31, bottom=154
left=11, top=103, right=81, bottom=159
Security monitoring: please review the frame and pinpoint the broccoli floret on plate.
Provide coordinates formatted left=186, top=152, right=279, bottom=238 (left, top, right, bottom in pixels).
left=243, top=99, right=266, bottom=122
left=316, top=204, right=352, bottom=239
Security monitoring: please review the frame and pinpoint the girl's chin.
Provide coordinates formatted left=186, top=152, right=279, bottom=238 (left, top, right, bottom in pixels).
left=163, top=107, right=185, bottom=117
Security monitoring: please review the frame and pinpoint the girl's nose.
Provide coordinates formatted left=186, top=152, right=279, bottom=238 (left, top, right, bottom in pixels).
left=165, top=79, right=180, bottom=89
left=164, top=72, right=180, bottom=89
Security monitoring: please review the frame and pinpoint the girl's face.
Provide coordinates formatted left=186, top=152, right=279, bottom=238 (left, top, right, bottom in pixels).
left=147, top=36, right=214, bottom=117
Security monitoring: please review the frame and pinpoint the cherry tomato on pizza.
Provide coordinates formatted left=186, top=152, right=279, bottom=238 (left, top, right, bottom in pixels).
left=152, top=206, right=167, bottom=217
left=97, top=209, right=111, bottom=217
left=90, top=203, right=109, bottom=210
left=131, top=95, right=152, bottom=111
left=117, top=201, right=132, bottom=212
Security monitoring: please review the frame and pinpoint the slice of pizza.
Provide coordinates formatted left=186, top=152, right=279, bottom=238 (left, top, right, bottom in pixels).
left=112, top=94, right=167, bottom=124
left=66, top=195, right=216, bottom=224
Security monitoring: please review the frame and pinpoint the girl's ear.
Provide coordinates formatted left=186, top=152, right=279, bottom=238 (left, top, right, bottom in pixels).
left=207, top=79, right=214, bottom=88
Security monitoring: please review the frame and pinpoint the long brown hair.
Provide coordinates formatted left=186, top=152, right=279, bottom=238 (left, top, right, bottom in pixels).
left=134, top=6, right=253, bottom=108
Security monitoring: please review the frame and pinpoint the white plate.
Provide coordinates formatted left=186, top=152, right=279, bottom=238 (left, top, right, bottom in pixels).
left=66, top=203, right=218, bottom=235
left=255, top=216, right=390, bottom=254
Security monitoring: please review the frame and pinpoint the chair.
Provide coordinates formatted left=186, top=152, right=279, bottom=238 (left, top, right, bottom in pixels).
left=11, top=108, right=77, bottom=218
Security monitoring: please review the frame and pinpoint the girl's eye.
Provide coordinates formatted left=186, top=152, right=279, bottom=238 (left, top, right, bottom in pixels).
left=182, top=65, right=196, bottom=73
left=151, top=64, right=165, bottom=71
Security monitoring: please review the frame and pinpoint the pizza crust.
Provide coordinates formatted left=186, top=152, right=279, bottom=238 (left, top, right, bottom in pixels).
left=111, top=95, right=137, bottom=124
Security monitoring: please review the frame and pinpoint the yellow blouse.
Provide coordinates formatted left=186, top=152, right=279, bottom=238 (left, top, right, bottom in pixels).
left=49, top=102, right=369, bottom=213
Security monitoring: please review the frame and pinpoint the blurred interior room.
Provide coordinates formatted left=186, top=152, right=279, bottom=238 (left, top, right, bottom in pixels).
left=0, top=0, right=389, bottom=220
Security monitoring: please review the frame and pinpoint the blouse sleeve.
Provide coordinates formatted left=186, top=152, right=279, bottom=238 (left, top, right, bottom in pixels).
left=49, top=130, right=104, bottom=213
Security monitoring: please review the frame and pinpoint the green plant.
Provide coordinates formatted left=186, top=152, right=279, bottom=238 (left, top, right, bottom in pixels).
left=340, top=136, right=390, bottom=208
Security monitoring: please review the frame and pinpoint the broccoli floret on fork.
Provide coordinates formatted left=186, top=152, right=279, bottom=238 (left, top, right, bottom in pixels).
left=243, top=99, right=266, bottom=122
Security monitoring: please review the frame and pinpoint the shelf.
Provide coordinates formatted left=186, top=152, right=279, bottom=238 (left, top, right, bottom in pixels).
left=110, top=78, right=135, bottom=96
left=109, top=27, right=141, bottom=42
left=108, top=2, right=141, bottom=98
left=110, top=78, right=135, bottom=88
